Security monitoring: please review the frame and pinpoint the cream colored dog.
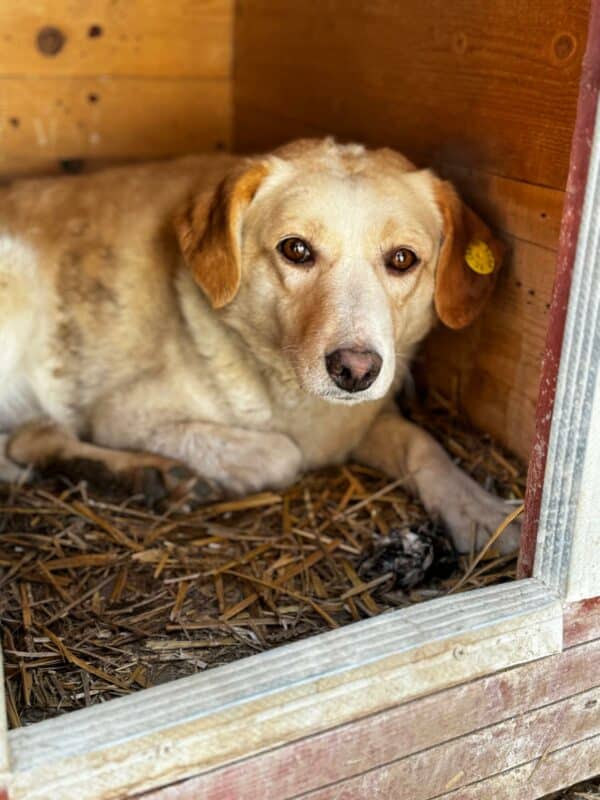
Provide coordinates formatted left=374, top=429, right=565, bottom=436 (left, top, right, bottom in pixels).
left=0, top=138, right=519, bottom=553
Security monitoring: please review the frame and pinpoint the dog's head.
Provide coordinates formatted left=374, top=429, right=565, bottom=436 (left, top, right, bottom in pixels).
left=175, top=138, right=504, bottom=404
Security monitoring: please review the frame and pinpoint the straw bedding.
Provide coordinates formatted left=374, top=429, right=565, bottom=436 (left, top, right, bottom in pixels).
left=544, top=779, right=600, bottom=799
left=0, top=394, right=525, bottom=727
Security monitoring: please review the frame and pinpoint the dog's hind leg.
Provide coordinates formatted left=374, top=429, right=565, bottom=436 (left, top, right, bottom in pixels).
left=6, top=419, right=218, bottom=506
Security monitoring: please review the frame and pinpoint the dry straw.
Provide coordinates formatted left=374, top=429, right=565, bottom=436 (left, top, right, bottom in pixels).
left=0, top=393, right=525, bottom=727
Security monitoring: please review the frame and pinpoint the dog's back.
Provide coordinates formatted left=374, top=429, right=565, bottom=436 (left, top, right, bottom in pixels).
left=0, top=154, right=238, bottom=431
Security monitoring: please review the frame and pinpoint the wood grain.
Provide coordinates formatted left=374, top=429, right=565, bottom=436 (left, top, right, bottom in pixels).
left=234, top=0, right=589, bottom=188
left=440, top=166, right=565, bottom=250
left=425, top=735, right=599, bottom=800
left=0, top=77, right=231, bottom=177
left=422, top=236, right=557, bottom=460
left=299, top=688, right=600, bottom=799
left=0, top=0, right=232, bottom=78
left=564, top=598, right=600, bottom=647
left=138, top=637, right=600, bottom=800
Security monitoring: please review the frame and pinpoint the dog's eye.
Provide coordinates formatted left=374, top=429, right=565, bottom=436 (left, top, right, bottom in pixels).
left=278, top=237, right=314, bottom=265
left=386, top=247, right=419, bottom=273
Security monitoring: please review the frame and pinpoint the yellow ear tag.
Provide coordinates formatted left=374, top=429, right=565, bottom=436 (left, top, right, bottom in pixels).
left=465, top=240, right=495, bottom=275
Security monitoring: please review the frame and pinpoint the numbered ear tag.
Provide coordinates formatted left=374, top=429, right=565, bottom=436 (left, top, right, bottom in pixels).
left=465, top=240, right=495, bottom=275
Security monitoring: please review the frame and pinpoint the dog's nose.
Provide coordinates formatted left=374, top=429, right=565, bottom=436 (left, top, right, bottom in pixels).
left=325, top=349, right=383, bottom=393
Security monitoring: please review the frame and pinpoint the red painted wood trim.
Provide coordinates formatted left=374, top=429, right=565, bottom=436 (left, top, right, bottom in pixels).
left=564, top=597, right=600, bottom=647
left=519, top=0, right=600, bottom=577
left=136, top=638, right=600, bottom=800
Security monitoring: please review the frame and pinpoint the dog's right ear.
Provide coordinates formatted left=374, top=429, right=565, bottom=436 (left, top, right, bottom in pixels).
left=174, top=161, right=269, bottom=309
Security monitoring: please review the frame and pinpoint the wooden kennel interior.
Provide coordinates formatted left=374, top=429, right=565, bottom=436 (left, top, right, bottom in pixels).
left=1, top=1, right=599, bottom=798
left=0, top=0, right=585, bottom=466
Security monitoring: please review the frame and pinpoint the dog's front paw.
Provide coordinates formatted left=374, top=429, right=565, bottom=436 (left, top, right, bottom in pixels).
left=423, top=470, right=521, bottom=555
left=0, top=434, right=30, bottom=483
left=130, top=461, right=220, bottom=508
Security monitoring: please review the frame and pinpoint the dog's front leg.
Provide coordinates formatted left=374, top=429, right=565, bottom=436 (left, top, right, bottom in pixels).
left=352, top=411, right=521, bottom=554
left=144, top=422, right=303, bottom=497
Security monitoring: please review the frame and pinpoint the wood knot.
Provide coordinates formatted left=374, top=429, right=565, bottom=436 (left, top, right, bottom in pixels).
left=452, top=32, right=468, bottom=55
left=552, top=33, right=576, bottom=63
left=37, top=25, right=66, bottom=56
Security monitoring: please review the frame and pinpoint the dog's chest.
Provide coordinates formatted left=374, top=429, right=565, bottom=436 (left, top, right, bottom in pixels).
left=268, top=386, right=386, bottom=469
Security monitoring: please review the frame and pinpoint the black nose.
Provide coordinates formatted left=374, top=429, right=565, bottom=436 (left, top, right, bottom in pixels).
left=325, top=348, right=383, bottom=393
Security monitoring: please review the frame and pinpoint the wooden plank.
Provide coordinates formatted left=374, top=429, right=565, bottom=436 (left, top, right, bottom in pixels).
left=564, top=597, right=600, bottom=647
left=5, top=581, right=561, bottom=800
left=234, top=0, right=590, bottom=188
left=298, top=687, right=600, bottom=800
left=520, top=0, right=600, bottom=577
left=0, top=0, right=232, bottom=78
left=0, top=77, right=231, bottom=177
left=439, top=166, right=565, bottom=250
left=434, top=735, right=599, bottom=800
left=422, top=237, right=557, bottom=461
left=138, top=638, right=600, bottom=800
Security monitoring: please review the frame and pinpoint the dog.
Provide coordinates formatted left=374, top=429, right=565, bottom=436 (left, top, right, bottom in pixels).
left=0, top=138, right=520, bottom=554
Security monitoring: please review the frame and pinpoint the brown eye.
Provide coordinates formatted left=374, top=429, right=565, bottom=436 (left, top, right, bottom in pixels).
left=386, top=247, right=419, bottom=273
left=278, top=237, right=314, bottom=265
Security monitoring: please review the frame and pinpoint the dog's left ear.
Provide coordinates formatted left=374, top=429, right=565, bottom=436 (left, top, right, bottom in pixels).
left=433, top=180, right=505, bottom=330
left=174, top=161, right=269, bottom=309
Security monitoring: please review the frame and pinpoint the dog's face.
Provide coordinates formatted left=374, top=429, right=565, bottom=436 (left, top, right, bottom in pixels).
left=176, top=139, right=503, bottom=404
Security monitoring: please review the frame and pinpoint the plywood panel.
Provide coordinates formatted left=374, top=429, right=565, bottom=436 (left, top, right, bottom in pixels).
left=0, top=0, right=232, bottom=78
left=234, top=0, right=589, bottom=188
left=422, top=238, right=557, bottom=461
left=0, top=77, right=231, bottom=177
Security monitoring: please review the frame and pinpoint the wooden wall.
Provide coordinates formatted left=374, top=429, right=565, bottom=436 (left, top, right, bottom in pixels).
left=234, top=0, right=591, bottom=460
left=0, top=1, right=233, bottom=179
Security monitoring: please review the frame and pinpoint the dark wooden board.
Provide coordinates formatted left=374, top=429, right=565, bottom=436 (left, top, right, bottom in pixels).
left=234, top=0, right=589, bottom=188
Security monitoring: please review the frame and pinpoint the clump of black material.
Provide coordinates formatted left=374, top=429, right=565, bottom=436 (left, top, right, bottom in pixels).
left=358, top=520, right=458, bottom=591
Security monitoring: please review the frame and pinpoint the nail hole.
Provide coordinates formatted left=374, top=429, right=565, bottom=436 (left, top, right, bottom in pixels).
left=60, top=158, right=85, bottom=174
left=87, top=93, right=99, bottom=104
left=9, top=117, right=19, bottom=128
left=88, top=24, right=103, bottom=38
